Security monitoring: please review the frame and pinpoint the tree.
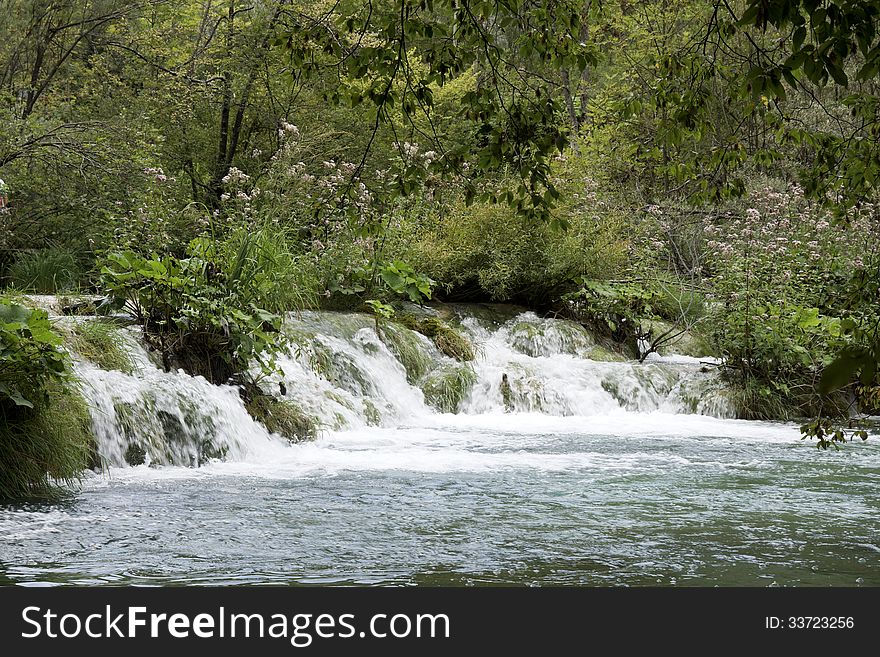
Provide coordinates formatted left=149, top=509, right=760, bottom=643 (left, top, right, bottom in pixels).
left=713, top=0, right=880, bottom=444
left=276, top=0, right=595, bottom=224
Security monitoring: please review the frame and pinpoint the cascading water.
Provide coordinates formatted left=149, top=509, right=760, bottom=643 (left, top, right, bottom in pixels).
left=71, top=307, right=736, bottom=467
left=2, top=302, right=877, bottom=586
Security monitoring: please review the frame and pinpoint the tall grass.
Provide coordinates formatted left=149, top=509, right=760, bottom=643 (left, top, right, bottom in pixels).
left=7, top=247, right=83, bottom=293
left=221, top=224, right=319, bottom=312
left=0, top=382, right=93, bottom=499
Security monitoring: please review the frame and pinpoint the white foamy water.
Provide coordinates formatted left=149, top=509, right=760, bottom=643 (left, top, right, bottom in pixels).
left=69, top=309, right=744, bottom=469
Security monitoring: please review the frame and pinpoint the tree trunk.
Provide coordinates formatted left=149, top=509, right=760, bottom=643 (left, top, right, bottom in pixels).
left=560, top=68, right=580, bottom=140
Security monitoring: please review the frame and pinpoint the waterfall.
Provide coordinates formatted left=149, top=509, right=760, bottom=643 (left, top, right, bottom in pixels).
left=68, top=306, right=735, bottom=468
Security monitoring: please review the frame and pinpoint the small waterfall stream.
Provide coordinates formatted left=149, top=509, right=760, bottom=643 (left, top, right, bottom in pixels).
left=70, top=306, right=734, bottom=468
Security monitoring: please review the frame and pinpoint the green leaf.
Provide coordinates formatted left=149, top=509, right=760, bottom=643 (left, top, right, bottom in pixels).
left=819, top=349, right=869, bottom=393
left=0, top=383, right=34, bottom=408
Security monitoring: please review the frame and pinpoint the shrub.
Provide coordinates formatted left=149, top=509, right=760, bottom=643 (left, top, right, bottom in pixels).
left=702, top=184, right=879, bottom=423
left=99, top=226, right=315, bottom=384
left=0, top=301, right=69, bottom=408
left=562, top=279, right=658, bottom=351
left=399, top=172, right=631, bottom=306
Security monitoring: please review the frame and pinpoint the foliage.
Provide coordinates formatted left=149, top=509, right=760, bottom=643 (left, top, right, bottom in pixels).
left=379, top=261, right=434, bottom=304
left=0, top=299, right=91, bottom=499
left=403, top=189, right=631, bottom=305
left=99, top=227, right=314, bottom=384
left=704, top=184, right=878, bottom=423
left=0, top=301, right=69, bottom=409
left=280, top=0, right=595, bottom=222
left=563, top=278, right=658, bottom=348
left=728, top=0, right=880, bottom=207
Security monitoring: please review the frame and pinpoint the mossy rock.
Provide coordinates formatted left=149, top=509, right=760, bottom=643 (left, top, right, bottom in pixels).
left=245, top=393, right=319, bottom=443
left=124, top=443, right=147, bottom=466
left=198, top=440, right=228, bottom=464
left=58, top=295, right=105, bottom=316
left=641, top=320, right=714, bottom=358
left=157, top=409, right=187, bottom=444
left=304, top=339, right=373, bottom=394
left=378, top=322, right=433, bottom=383
left=586, top=345, right=628, bottom=362
left=397, top=315, right=475, bottom=362
left=363, top=399, right=382, bottom=426
left=445, top=303, right=526, bottom=328
left=421, top=366, right=477, bottom=413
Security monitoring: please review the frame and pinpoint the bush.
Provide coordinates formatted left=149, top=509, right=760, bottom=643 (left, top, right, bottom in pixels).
left=6, top=247, right=82, bottom=293
left=0, top=301, right=69, bottom=408
left=99, top=226, right=316, bottom=384
left=562, top=279, right=658, bottom=351
left=703, top=184, right=879, bottom=422
left=402, top=194, right=630, bottom=305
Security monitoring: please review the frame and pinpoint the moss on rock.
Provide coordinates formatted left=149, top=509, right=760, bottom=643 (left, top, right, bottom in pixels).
left=66, top=320, right=136, bottom=374
left=398, top=315, right=475, bottom=361
left=421, top=366, right=477, bottom=413
left=124, top=443, right=147, bottom=466
left=245, top=393, right=319, bottom=442
left=378, top=322, right=432, bottom=383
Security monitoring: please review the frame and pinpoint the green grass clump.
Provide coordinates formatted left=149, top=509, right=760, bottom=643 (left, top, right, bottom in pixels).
left=379, top=322, right=433, bottom=383
left=7, top=248, right=83, bottom=293
left=398, top=315, right=475, bottom=362
left=66, top=320, right=136, bottom=374
left=727, top=377, right=849, bottom=422
left=245, top=393, right=319, bottom=442
left=421, top=366, right=477, bottom=413
left=0, top=382, right=94, bottom=499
